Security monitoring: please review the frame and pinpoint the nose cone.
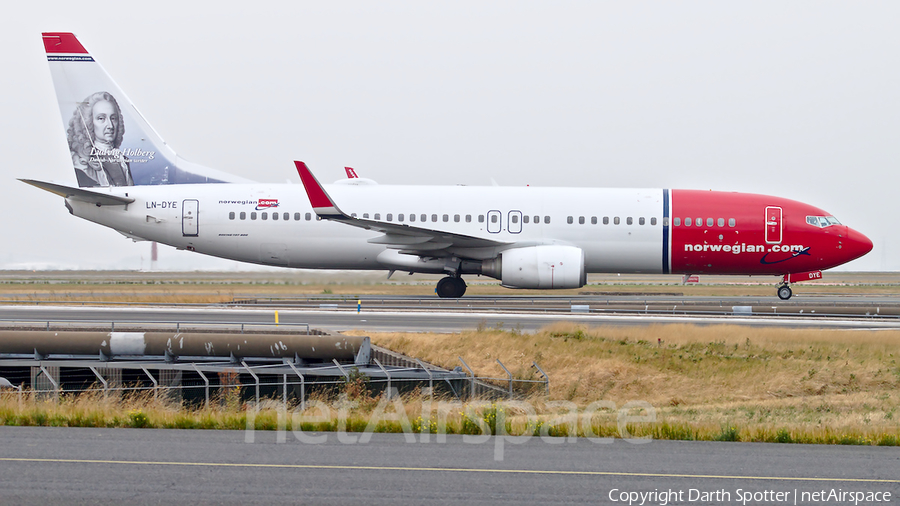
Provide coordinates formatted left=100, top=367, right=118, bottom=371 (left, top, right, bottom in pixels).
left=844, top=228, right=873, bottom=262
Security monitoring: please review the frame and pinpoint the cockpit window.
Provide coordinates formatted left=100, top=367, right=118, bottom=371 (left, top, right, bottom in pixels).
left=807, top=215, right=841, bottom=228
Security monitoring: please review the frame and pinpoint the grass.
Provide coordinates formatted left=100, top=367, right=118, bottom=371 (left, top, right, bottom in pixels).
left=0, top=389, right=896, bottom=446
left=361, top=323, right=900, bottom=443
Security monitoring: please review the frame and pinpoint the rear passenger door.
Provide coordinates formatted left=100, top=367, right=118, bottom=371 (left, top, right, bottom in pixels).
left=182, top=199, right=199, bottom=237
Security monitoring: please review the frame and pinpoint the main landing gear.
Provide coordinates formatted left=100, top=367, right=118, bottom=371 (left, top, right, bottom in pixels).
left=436, top=276, right=467, bottom=298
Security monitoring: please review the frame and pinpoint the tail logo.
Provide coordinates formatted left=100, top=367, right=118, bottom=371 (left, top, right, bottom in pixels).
left=68, top=92, right=137, bottom=187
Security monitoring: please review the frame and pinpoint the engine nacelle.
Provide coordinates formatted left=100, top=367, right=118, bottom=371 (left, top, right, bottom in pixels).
left=482, top=245, right=586, bottom=289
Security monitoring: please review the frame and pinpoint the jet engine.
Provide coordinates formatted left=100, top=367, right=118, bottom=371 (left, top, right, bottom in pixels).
left=481, top=245, right=586, bottom=289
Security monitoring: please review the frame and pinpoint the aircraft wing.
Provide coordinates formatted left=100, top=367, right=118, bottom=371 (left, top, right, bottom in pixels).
left=20, top=179, right=135, bottom=206
left=294, top=161, right=509, bottom=255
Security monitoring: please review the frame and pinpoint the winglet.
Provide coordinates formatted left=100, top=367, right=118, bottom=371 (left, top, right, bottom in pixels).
left=295, top=161, right=344, bottom=217
left=344, top=167, right=359, bottom=178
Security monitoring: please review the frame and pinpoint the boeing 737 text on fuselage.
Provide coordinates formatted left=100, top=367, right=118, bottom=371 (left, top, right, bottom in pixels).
left=25, top=33, right=873, bottom=299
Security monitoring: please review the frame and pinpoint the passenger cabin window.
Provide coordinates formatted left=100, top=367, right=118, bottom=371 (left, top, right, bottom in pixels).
left=443, top=214, right=449, bottom=222
left=544, top=216, right=551, bottom=224
left=409, top=214, right=415, bottom=222
left=294, top=212, right=301, bottom=220
left=627, top=217, right=633, bottom=225
left=533, top=216, right=539, bottom=224
left=272, top=212, right=278, bottom=220
left=639, top=217, right=645, bottom=225
left=728, top=218, right=735, bottom=227
left=374, top=213, right=380, bottom=220
left=717, top=218, right=723, bottom=227
left=432, top=214, right=437, bottom=222
left=386, top=213, right=393, bottom=221
left=466, top=215, right=472, bottom=223
left=591, top=217, right=597, bottom=225
left=489, top=214, right=496, bottom=223
left=660, top=217, right=666, bottom=226
left=579, top=216, right=585, bottom=225
left=261, top=212, right=268, bottom=220
left=229, top=212, right=235, bottom=220
left=652, top=217, right=658, bottom=226
left=251, top=212, right=257, bottom=220
left=614, top=217, right=620, bottom=225
left=567, top=216, right=573, bottom=224
left=685, top=218, right=691, bottom=226
left=240, top=212, right=246, bottom=220
left=421, top=214, right=426, bottom=222
left=305, top=213, right=312, bottom=221
left=603, top=217, right=609, bottom=225
left=479, top=215, right=485, bottom=223
left=398, top=214, right=404, bottom=222
left=706, top=218, right=713, bottom=227
left=455, top=214, right=461, bottom=223
left=523, top=215, right=530, bottom=224
left=511, top=215, right=519, bottom=224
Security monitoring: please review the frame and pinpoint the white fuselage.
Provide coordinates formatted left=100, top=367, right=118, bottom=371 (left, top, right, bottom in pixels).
left=69, top=182, right=668, bottom=274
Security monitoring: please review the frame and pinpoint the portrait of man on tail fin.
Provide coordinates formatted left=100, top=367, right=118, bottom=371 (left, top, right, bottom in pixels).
left=67, top=91, right=134, bottom=187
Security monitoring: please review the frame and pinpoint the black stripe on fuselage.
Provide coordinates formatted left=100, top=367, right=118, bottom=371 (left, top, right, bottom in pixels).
left=662, top=189, right=670, bottom=274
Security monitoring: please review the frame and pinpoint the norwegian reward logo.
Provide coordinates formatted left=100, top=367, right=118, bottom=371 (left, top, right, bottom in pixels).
left=256, top=199, right=279, bottom=210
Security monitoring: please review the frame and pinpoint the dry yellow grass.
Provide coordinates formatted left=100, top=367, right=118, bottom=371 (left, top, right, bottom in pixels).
left=365, top=323, right=900, bottom=438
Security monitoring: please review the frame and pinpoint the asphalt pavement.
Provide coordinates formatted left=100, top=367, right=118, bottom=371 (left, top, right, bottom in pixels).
left=0, top=427, right=896, bottom=505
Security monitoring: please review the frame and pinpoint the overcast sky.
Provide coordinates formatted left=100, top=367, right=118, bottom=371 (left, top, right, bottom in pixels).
left=2, top=1, right=897, bottom=273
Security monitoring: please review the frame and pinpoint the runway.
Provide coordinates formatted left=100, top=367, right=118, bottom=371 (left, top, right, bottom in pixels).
left=0, top=427, right=896, bottom=505
left=2, top=301, right=900, bottom=334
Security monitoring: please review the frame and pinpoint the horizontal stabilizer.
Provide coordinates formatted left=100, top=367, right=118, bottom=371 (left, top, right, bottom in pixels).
left=20, top=179, right=134, bottom=206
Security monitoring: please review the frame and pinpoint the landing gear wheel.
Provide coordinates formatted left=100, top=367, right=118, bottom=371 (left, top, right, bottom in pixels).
left=436, top=276, right=467, bottom=298
left=777, top=285, right=792, bottom=300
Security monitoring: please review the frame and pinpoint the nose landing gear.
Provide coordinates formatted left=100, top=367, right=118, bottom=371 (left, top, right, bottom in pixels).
left=777, top=284, right=792, bottom=300
left=777, top=273, right=793, bottom=300
left=436, top=276, right=467, bottom=298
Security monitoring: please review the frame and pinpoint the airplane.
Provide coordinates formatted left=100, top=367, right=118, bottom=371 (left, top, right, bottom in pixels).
left=25, top=32, right=873, bottom=300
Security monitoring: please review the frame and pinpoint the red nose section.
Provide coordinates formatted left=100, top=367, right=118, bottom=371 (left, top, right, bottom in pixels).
left=844, top=228, right=873, bottom=263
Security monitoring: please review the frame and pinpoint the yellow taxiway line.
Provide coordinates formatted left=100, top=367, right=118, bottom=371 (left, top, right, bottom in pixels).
left=0, top=457, right=897, bottom=483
